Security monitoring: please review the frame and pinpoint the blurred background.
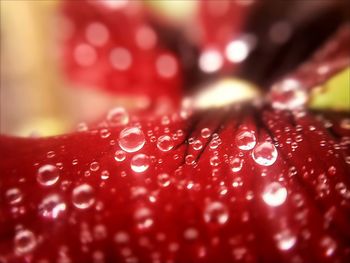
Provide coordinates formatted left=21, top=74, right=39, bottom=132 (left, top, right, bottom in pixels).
left=1, top=0, right=349, bottom=137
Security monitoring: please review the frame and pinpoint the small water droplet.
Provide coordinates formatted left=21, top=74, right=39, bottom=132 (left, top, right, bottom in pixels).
left=101, top=170, right=110, bottom=180
left=201, top=128, right=211, bottom=138
left=157, top=135, right=174, bottom=152
left=6, top=188, right=23, bottom=205
left=38, top=194, right=66, bottom=219
left=320, top=236, right=337, bottom=257
left=235, top=130, right=256, bottom=150
left=114, top=150, right=126, bottom=162
left=107, top=107, right=129, bottom=126
left=157, top=173, right=171, bottom=187
left=100, top=128, right=111, bottom=139
left=262, top=182, right=287, bottom=207
left=203, top=201, right=229, bottom=225
left=37, top=164, right=60, bottom=186
left=114, top=231, right=130, bottom=244
left=210, top=156, right=220, bottom=167
left=328, top=166, right=336, bottom=176
left=193, top=140, right=203, bottom=150
left=230, top=157, right=243, bottom=172
left=14, top=229, right=37, bottom=255
left=134, top=207, right=153, bottom=230
left=184, top=227, right=199, bottom=240
left=252, top=141, right=278, bottom=166
left=72, top=184, right=95, bottom=209
left=130, top=154, right=150, bottom=173
left=185, top=154, right=196, bottom=165
left=90, top=161, right=100, bottom=172
left=119, top=127, right=145, bottom=153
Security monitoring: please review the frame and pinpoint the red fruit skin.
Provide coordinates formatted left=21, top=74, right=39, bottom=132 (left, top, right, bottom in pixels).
left=1, top=106, right=350, bottom=263
left=59, top=0, right=182, bottom=107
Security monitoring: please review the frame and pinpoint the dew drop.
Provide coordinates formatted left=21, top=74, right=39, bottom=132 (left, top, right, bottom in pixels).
left=274, top=230, right=297, bottom=250
left=37, top=164, right=60, bottom=186
left=184, top=227, right=199, bottom=240
left=130, top=154, right=150, bottom=173
left=252, top=141, right=278, bottom=166
left=90, top=161, right=100, bottom=172
left=203, top=201, right=229, bottom=225
left=157, top=135, right=174, bottom=152
left=14, top=229, right=37, bottom=255
left=72, top=184, right=95, bottom=209
left=107, top=107, right=129, bottom=126
left=320, top=236, right=337, bottom=257
left=134, top=207, right=153, bottom=230
left=119, top=127, right=145, bottom=153
left=230, top=157, right=243, bottom=172
left=38, top=194, right=66, bottom=219
left=201, top=128, right=211, bottom=138
left=157, top=173, right=171, bottom=187
left=185, top=154, right=196, bottom=165
left=262, top=182, right=287, bottom=207
left=114, top=231, right=130, bottom=244
left=193, top=140, right=203, bottom=150
left=328, top=166, right=336, bottom=176
left=210, top=156, right=220, bottom=167
left=6, top=188, right=23, bottom=205
left=114, top=150, right=126, bottom=162
left=235, top=130, right=256, bottom=150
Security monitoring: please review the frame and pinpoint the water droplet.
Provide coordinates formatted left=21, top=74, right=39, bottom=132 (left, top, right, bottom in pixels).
left=114, top=231, right=130, bottom=244
left=107, top=107, right=129, bottom=126
left=157, top=173, right=171, bottom=187
left=185, top=154, right=196, bottom=165
left=230, top=157, right=243, bottom=172
left=193, top=140, right=203, bottom=150
left=37, top=164, right=60, bottom=186
left=210, top=156, right=220, bottom=167
left=201, top=128, right=211, bottom=138
left=252, top=141, right=278, bottom=166
left=157, top=135, right=174, bottom=152
left=320, top=236, right=337, bottom=257
left=14, top=229, right=37, bottom=255
left=72, top=184, right=95, bottom=209
left=270, top=79, right=307, bottom=110
left=274, top=230, right=297, bottom=250
left=130, top=154, right=150, bottom=173
left=38, top=194, right=66, bottom=219
left=114, top=150, right=126, bottom=163
left=101, top=170, right=110, bottom=180
left=328, top=166, right=336, bottom=176
left=90, top=161, right=100, bottom=172
left=119, top=127, right=145, bottom=153
left=235, top=130, right=256, bottom=150
left=109, top=47, right=132, bottom=71
left=100, top=128, right=111, bottom=139
left=184, top=227, right=199, bottom=240
left=203, top=201, right=229, bottom=225
left=85, top=22, right=109, bottom=47
left=262, top=182, right=287, bottom=207
left=134, top=207, right=153, bottom=230
left=6, top=188, right=23, bottom=205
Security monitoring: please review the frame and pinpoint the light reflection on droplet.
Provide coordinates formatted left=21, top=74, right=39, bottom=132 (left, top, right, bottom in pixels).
left=274, top=230, right=297, bottom=250
left=262, top=182, right=287, bottom=207
left=119, top=127, right=145, bottom=153
left=225, top=40, right=249, bottom=63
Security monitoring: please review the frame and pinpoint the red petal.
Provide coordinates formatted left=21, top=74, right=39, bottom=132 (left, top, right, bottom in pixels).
left=1, top=107, right=350, bottom=262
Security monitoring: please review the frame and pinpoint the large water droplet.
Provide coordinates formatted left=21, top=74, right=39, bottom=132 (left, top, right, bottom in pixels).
left=119, top=127, right=145, bottom=153
left=38, top=194, right=66, bottom=219
left=72, top=184, right=95, bottom=209
left=252, top=141, right=278, bottom=166
left=107, top=107, right=129, bottom=126
left=262, top=182, right=287, bottom=207
left=203, top=201, right=229, bottom=225
left=157, top=135, right=174, bottom=152
left=235, top=130, right=256, bottom=150
left=14, top=229, right=37, bottom=255
left=130, top=154, right=150, bottom=173
left=37, top=164, right=60, bottom=186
